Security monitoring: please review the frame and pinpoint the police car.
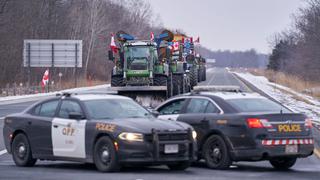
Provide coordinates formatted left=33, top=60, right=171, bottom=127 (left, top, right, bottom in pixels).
left=3, top=93, right=197, bottom=172
left=155, top=86, right=314, bottom=170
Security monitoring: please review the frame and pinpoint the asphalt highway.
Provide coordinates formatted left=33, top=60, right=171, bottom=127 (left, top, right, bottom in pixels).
left=0, top=68, right=319, bottom=180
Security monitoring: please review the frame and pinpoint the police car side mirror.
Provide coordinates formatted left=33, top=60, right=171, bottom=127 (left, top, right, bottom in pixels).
left=151, top=110, right=160, bottom=117
left=69, top=112, right=85, bottom=120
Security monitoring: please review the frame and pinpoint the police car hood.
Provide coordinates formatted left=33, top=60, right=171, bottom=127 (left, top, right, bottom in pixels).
left=107, top=117, right=191, bottom=133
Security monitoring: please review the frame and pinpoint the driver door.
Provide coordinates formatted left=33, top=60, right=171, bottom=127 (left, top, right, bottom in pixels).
left=51, top=100, right=87, bottom=159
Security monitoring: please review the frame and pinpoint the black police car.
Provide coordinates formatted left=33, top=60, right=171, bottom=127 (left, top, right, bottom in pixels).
left=155, top=87, right=314, bottom=170
left=3, top=93, right=197, bottom=172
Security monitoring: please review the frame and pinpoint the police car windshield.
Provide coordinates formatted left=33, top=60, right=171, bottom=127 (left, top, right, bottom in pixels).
left=227, top=98, right=291, bottom=113
left=84, top=99, right=152, bottom=119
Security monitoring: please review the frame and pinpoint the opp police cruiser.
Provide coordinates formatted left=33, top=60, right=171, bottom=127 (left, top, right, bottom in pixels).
left=3, top=93, right=197, bottom=172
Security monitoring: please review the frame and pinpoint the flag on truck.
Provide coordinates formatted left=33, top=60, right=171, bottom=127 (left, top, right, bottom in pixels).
left=41, top=69, right=49, bottom=93
left=110, top=34, right=118, bottom=54
left=194, top=36, right=200, bottom=43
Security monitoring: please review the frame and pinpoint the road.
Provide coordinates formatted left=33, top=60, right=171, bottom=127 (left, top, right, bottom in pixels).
left=0, top=67, right=319, bottom=180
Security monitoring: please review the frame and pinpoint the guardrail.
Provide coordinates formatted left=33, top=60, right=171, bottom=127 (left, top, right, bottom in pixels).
left=0, top=84, right=59, bottom=97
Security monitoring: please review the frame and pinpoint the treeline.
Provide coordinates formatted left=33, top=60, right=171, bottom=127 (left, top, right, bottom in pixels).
left=0, top=0, right=161, bottom=87
left=196, top=46, right=268, bottom=68
left=268, top=0, right=320, bottom=81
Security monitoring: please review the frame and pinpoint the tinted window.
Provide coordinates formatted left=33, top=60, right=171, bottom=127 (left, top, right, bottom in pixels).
left=186, top=98, right=209, bottom=113
left=205, top=102, right=221, bottom=113
left=84, top=99, right=151, bottom=119
left=33, top=105, right=41, bottom=115
left=38, top=100, right=59, bottom=117
left=58, top=100, right=83, bottom=119
left=158, top=99, right=186, bottom=115
left=227, top=98, right=291, bottom=113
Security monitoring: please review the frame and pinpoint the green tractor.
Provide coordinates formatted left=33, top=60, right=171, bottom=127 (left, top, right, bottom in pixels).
left=108, top=31, right=180, bottom=106
left=195, top=54, right=207, bottom=82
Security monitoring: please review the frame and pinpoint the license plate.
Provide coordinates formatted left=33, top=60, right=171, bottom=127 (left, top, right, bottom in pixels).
left=164, top=144, right=179, bottom=154
left=285, top=144, right=298, bottom=154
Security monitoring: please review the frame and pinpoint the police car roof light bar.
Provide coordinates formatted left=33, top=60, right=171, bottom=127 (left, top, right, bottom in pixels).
left=192, top=85, right=241, bottom=93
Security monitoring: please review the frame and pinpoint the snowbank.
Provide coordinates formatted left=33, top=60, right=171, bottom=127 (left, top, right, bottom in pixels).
left=0, top=84, right=110, bottom=104
left=234, top=72, right=320, bottom=124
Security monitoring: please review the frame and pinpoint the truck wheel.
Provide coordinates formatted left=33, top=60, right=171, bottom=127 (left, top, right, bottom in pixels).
left=269, top=157, right=297, bottom=170
left=167, top=161, right=190, bottom=170
left=202, top=135, right=232, bottom=169
left=172, top=75, right=181, bottom=96
left=11, top=133, right=37, bottom=167
left=111, top=75, right=124, bottom=87
left=190, top=68, right=198, bottom=88
left=154, top=75, right=167, bottom=86
left=93, top=136, right=120, bottom=172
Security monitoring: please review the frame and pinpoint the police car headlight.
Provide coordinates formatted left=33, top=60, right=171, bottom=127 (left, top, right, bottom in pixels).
left=192, top=130, right=197, bottom=140
left=118, top=132, right=143, bottom=142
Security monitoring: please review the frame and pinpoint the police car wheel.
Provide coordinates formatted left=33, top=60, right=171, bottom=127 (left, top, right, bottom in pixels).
left=11, top=133, right=37, bottom=167
left=269, top=157, right=297, bottom=170
left=167, top=161, right=190, bottom=170
left=93, top=136, right=120, bottom=172
left=203, top=135, right=232, bottom=169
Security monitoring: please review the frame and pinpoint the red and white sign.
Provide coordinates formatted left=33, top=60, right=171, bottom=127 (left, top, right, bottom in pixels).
left=150, top=32, right=154, bottom=41
left=41, top=69, right=49, bottom=87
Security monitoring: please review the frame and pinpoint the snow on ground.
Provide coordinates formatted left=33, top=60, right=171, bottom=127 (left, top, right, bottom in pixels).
left=0, top=84, right=110, bottom=104
left=234, top=72, right=320, bottom=124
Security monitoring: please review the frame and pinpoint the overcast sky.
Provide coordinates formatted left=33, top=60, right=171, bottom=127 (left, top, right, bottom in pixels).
left=149, top=0, right=305, bottom=54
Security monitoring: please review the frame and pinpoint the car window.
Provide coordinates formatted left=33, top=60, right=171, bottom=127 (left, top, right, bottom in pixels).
left=58, top=100, right=83, bottom=119
left=38, top=100, right=59, bottom=117
left=227, top=98, right=291, bottom=113
left=33, top=105, right=41, bottom=115
left=158, top=99, right=186, bottom=115
left=205, top=102, right=221, bottom=113
left=84, top=99, right=151, bottom=119
left=185, top=98, right=209, bottom=114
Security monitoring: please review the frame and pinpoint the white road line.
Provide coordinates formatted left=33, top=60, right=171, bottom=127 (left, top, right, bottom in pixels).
left=0, top=149, right=7, bottom=156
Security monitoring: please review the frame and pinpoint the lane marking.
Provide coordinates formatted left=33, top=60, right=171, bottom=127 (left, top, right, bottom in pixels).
left=0, top=149, right=7, bottom=156
left=207, top=68, right=216, bottom=85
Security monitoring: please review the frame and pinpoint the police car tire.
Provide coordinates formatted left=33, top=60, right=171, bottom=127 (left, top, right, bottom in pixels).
left=203, top=135, right=232, bottom=169
left=167, top=161, right=190, bottom=171
left=269, top=157, right=297, bottom=170
left=93, top=136, right=120, bottom=172
left=11, top=133, right=37, bottom=167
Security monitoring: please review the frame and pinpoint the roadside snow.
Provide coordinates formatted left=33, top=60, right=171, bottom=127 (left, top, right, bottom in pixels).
left=0, top=84, right=110, bottom=104
left=234, top=72, right=320, bottom=123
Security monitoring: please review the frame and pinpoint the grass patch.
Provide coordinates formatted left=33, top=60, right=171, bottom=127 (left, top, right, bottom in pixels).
left=249, top=69, right=320, bottom=98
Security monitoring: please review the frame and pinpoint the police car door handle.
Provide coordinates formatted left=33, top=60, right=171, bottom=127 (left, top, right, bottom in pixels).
left=53, top=124, right=58, bottom=128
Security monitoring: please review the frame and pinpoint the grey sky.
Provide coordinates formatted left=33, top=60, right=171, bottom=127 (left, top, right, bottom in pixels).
left=149, top=0, right=304, bottom=54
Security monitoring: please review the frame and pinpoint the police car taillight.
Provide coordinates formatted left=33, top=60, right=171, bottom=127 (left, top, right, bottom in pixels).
left=305, top=118, right=313, bottom=129
left=247, top=118, right=273, bottom=128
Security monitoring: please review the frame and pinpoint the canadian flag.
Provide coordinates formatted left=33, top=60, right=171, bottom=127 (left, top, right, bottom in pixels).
left=41, top=69, right=49, bottom=87
left=110, top=34, right=118, bottom=54
left=150, top=32, right=154, bottom=41
left=194, top=37, right=200, bottom=43
left=173, top=41, right=179, bottom=51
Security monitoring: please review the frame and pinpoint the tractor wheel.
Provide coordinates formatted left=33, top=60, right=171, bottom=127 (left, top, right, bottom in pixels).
left=111, top=75, right=124, bottom=87
left=154, top=75, right=168, bottom=86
